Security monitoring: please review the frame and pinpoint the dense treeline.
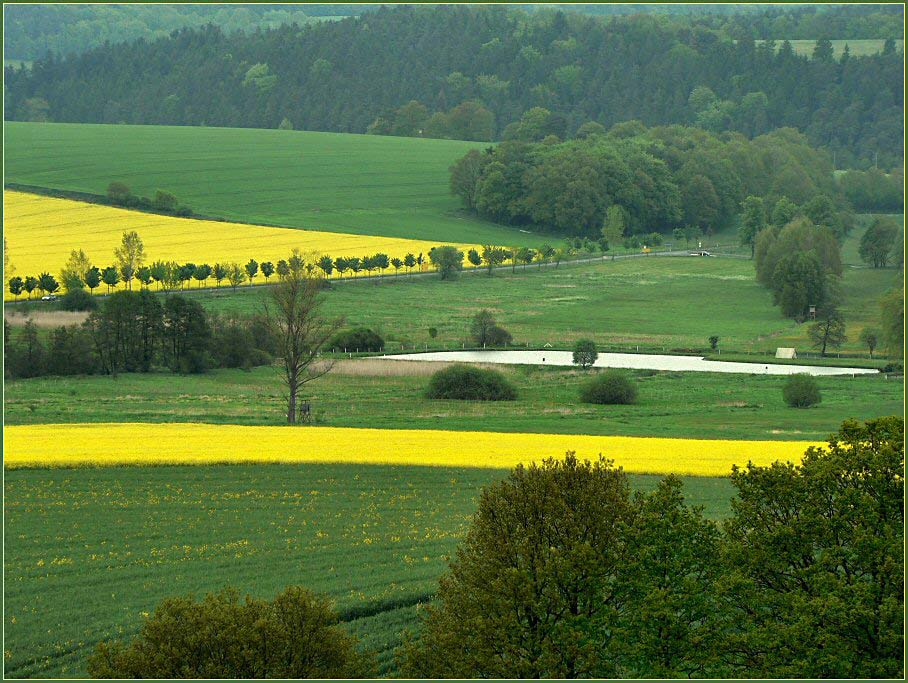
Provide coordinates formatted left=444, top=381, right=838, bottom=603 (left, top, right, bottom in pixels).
left=400, top=418, right=904, bottom=678
left=4, top=5, right=902, bottom=168
left=449, top=122, right=847, bottom=238
left=838, top=168, right=904, bottom=212
left=3, top=291, right=277, bottom=380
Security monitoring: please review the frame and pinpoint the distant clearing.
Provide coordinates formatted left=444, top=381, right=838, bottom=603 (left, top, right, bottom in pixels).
left=3, top=122, right=532, bottom=245
left=754, top=38, right=903, bottom=57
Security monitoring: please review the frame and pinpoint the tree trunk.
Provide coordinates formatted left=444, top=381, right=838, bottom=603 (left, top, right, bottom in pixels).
left=287, top=384, right=297, bottom=424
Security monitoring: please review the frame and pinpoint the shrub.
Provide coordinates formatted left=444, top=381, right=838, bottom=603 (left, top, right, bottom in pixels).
left=426, top=365, right=517, bottom=401
left=106, top=181, right=131, bottom=205
left=572, top=339, right=598, bottom=368
left=329, top=327, right=384, bottom=352
left=58, top=287, right=97, bottom=311
left=86, top=586, right=375, bottom=678
left=783, top=374, right=821, bottom=407
left=580, top=370, right=638, bottom=404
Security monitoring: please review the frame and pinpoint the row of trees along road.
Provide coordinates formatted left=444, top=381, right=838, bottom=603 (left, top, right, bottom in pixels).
left=7, top=229, right=653, bottom=302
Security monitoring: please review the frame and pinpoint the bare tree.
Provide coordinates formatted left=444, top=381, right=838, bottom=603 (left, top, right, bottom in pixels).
left=265, top=258, right=342, bottom=423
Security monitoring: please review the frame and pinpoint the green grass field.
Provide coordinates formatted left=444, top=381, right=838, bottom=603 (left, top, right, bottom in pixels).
left=172, top=252, right=898, bottom=357
left=4, top=122, right=532, bottom=245
left=6, top=364, right=900, bottom=441
left=754, top=38, right=903, bottom=57
left=2, top=463, right=736, bottom=678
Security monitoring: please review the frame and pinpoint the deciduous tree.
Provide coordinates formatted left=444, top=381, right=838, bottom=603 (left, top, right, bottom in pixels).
left=265, top=261, right=342, bottom=423
left=114, top=230, right=145, bottom=290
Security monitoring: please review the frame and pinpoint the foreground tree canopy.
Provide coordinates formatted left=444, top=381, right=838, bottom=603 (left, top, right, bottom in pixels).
left=400, top=417, right=904, bottom=678
left=87, top=586, right=375, bottom=678
left=4, top=5, right=902, bottom=168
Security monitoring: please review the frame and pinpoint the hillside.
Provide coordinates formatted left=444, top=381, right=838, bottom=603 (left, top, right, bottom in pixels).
left=3, top=122, right=528, bottom=244
left=4, top=5, right=903, bottom=169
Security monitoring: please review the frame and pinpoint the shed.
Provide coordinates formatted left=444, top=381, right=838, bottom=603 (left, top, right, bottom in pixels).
left=775, top=347, right=797, bottom=359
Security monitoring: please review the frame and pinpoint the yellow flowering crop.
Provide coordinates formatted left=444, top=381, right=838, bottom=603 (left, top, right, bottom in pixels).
left=3, top=191, right=480, bottom=298
left=4, top=423, right=820, bottom=476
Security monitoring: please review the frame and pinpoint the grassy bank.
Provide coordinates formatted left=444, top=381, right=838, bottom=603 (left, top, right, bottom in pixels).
left=5, top=363, right=900, bottom=441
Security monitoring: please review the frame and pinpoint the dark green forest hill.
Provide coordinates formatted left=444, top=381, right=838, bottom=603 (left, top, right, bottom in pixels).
left=4, top=5, right=903, bottom=169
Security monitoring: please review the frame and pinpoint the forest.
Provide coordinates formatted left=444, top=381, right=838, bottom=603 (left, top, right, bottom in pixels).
left=1, top=4, right=359, bottom=60
left=4, top=4, right=903, bottom=169
left=448, top=122, right=846, bottom=238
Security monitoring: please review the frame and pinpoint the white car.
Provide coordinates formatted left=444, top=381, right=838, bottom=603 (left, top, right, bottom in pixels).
left=689, top=250, right=712, bottom=257
left=40, top=294, right=58, bottom=301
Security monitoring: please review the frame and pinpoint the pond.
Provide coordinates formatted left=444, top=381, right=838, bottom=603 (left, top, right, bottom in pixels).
left=381, top=350, right=878, bottom=376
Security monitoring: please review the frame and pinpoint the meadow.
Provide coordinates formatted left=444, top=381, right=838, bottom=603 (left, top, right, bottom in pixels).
left=2, top=462, right=738, bottom=678
left=173, top=249, right=899, bottom=357
left=754, top=38, right=903, bottom=57
left=3, top=191, right=480, bottom=299
left=5, top=363, right=900, bottom=442
left=3, top=122, right=528, bottom=245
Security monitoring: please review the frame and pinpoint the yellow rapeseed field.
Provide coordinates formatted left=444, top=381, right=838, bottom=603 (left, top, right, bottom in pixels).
left=3, top=191, right=480, bottom=298
left=3, top=423, right=820, bottom=476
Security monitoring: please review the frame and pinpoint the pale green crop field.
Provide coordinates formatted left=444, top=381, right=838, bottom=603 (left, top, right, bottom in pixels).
left=4, top=122, right=532, bottom=245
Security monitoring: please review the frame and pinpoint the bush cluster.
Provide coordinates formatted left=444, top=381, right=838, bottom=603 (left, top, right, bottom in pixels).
left=329, top=327, right=384, bottom=352
left=580, top=370, right=638, bottom=404
left=107, top=182, right=192, bottom=216
left=426, top=365, right=517, bottom=401
left=87, top=586, right=375, bottom=678
left=782, top=374, right=822, bottom=407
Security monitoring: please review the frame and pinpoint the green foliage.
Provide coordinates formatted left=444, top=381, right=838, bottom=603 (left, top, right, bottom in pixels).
left=580, top=370, right=638, bottom=404
left=37, top=272, right=59, bottom=295
left=839, top=168, right=904, bottom=212
left=807, top=310, right=847, bottom=356
left=87, top=586, right=375, bottom=678
left=425, top=365, right=517, bottom=401
left=106, top=181, right=131, bottom=204
left=572, top=338, right=598, bottom=368
left=398, top=453, right=630, bottom=677
left=428, top=245, right=464, bottom=280
left=58, top=287, right=97, bottom=312
left=8, top=276, right=25, bottom=299
left=152, top=189, right=177, bottom=212
left=756, top=217, right=843, bottom=319
left=328, top=327, right=384, bottom=352
left=163, top=295, right=212, bottom=373
left=782, top=373, right=821, bottom=407
left=859, top=327, right=879, bottom=357
left=469, top=309, right=511, bottom=347
left=859, top=216, right=900, bottom=268
left=610, top=476, right=725, bottom=677
left=722, top=417, right=904, bottom=677
left=879, top=288, right=904, bottom=355
left=738, top=195, right=765, bottom=257
left=456, top=123, right=841, bottom=240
